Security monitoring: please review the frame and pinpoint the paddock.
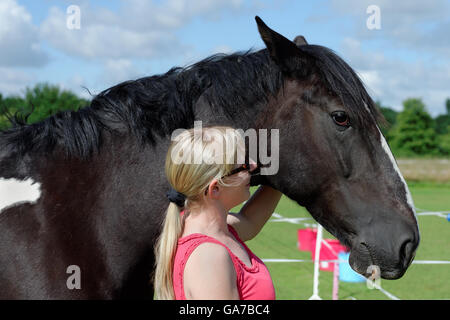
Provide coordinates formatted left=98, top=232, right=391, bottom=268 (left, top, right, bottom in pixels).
left=242, top=182, right=450, bottom=300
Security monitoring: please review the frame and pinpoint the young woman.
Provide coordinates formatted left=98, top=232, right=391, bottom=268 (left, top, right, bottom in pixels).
left=154, top=126, right=282, bottom=300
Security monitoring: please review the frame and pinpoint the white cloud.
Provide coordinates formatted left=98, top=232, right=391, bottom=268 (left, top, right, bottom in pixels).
left=0, top=67, right=35, bottom=96
left=55, top=74, right=92, bottom=101
left=325, top=1, right=450, bottom=116
left=0, top=0, right=48, bottom=67
left=40, top=6, right=184, bottom=60
left=330, top=0, right=450, bottom=56
left=101, top=59, right=145, bottom=86
left=39, top=0, right=244, bottom=61
left=340, top=37, right=450, bottom=116
left=339, top=37, right=387, bottom=69
left=211, top=45, right=234, bottom=54
left=357, top=70, right=382, bottom=97
left=122, top=0, right=243, bottom=29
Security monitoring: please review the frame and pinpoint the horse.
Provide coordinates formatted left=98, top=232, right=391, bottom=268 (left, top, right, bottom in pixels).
left=0, top=16, right=419, bottom=299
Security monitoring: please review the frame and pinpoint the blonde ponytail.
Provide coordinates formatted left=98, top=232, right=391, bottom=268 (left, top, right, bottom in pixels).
left=154, top=202, right=184, bottom=300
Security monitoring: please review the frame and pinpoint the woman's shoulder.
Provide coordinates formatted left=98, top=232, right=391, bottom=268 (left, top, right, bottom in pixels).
left=177, top=231, right=234, bottom=264
left=188, top=241, right=234, bottom=266
left=182, top=241, right=239, bottom=299
left=181, top=232, right=239, bottom=279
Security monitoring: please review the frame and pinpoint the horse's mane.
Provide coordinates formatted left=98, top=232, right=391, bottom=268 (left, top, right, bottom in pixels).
left=0, top=45, right=383, bottom=160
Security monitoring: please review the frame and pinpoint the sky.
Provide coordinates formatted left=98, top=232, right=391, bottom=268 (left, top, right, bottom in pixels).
left=1, top=0, right=449, bottom=116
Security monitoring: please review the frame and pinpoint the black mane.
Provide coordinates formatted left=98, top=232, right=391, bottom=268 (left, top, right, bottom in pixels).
left=0, top=45, right=382, bottom=160
left=88, top=49, right=283, bottom=148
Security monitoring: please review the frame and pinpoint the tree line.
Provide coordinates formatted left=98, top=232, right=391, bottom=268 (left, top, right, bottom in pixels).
left=0, top=83, right=89, bottom=130
left=1, top=83, right=449, bottom=157
left=378, top=98, right=450, bottom=157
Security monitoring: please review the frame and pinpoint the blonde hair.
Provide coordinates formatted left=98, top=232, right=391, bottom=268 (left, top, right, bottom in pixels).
left=154, top=126, right=246, bottom=300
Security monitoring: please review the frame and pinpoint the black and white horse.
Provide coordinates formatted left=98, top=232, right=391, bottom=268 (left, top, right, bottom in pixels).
left=0, top=17, right=419, bottom=299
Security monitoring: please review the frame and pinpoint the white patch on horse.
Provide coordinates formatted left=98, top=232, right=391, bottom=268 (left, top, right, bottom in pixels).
left=377, top=128, right=417, bottom=221
left=0, top=178, right=42, bottom=213
left=363, top=102, right=417, bottom=221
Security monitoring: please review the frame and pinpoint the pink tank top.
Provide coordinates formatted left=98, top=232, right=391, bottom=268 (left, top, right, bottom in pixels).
left=172, top=225, right=276, bottom=300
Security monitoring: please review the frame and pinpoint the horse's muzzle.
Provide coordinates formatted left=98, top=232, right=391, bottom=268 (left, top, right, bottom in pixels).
left=349, top=221, right=420, bottom=280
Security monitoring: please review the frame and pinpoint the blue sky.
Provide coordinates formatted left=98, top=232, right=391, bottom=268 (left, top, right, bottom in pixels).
left=1, top=0, right=449, bottom=116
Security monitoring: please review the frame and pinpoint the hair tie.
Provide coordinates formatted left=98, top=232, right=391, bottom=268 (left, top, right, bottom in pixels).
left=166, top=188, right=186, bottom=208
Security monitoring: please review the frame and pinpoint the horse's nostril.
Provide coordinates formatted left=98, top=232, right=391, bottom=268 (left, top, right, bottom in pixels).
left=400, top=240, right=415, bottom=268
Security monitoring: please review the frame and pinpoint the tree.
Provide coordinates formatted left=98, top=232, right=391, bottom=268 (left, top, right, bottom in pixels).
left=436, top=98, right=450, bottom=135
left=23, top=83, right=90, bottom=124
left=0, top=94, right=26, bottom=130
left=437, top=126, right=450, bottom=155
left=390, top=98, right=439, bottom=156
left=435, top=114, right=450, bottom=135
left=0, top=83, right=90, bottom=130
left=376, top=100, right=398, bottom=141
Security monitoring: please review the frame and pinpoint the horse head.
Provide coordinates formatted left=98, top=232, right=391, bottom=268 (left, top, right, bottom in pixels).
left=252, top=17, right=419, bottom=280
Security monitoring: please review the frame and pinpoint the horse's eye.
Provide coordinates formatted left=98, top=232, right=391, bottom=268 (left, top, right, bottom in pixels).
left=331, top=111, right=350, bottom=127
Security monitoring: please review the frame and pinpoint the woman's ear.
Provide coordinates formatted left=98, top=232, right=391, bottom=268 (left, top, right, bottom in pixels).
left=206, top=179, right=221, bottom=199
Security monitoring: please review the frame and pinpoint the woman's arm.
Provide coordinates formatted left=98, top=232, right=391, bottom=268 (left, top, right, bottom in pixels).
left=228, top=185, right=282, bottom=241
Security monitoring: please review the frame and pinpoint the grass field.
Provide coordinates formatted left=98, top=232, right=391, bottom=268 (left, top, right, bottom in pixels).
left=235, top=181, right=450, bottom=300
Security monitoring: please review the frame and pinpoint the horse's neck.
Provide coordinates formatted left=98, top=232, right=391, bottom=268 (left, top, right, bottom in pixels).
left=193, top=91, right=269, bottom=130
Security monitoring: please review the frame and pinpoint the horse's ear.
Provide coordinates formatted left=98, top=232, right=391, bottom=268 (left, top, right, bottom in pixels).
left=255, top=16, right=309, bottom=76
left=293, top=35, right=308, bottom=46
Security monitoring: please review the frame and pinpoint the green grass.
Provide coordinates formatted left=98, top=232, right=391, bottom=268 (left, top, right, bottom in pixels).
left=234, top=182, right=450, bottom=300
